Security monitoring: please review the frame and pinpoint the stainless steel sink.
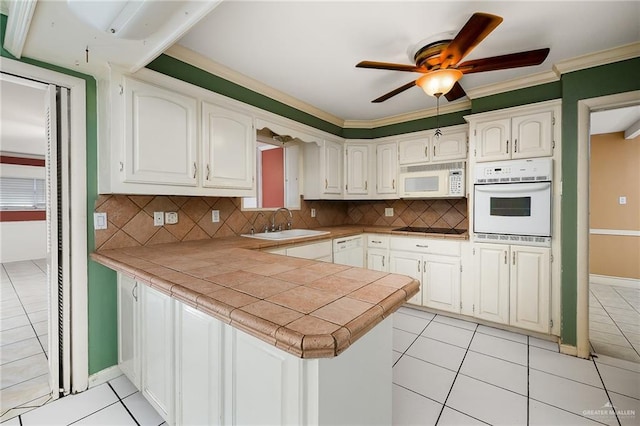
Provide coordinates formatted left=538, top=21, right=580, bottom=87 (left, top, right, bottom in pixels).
left=241, top=229, right=330, bottom=241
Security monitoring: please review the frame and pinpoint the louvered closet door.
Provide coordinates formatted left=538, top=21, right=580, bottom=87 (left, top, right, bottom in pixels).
left=45, top=84, right=71, bottom=398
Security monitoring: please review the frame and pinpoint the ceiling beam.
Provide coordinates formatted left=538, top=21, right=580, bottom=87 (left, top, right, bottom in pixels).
left=3, top=0, right=37, bottom=59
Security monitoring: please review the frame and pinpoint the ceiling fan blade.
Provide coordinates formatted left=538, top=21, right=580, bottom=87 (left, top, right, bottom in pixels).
left=440, top=12, right=503, bottom=68
left=457, top=48, right=550, bottom=74
left=444, top=82, right=467, bottom=101
left=372, top=80, right=417, bottom=103
left=356, top=61, right=424, bottom=73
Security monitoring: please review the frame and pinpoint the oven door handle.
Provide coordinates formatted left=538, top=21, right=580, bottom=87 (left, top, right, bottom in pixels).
left=474, top=182, right=550, bottom=193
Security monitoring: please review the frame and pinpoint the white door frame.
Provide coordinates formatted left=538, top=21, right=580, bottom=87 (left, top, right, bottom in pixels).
left=575, top=90, right=640, bottom=359
left=1, top=57, right=89, bottom=393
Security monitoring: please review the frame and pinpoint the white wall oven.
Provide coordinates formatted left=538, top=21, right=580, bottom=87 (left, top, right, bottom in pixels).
left=474, top=158, right=553, bottom=246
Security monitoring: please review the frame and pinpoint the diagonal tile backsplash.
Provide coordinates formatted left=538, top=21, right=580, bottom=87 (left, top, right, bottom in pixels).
left=93, top=195, right=467, bottom=251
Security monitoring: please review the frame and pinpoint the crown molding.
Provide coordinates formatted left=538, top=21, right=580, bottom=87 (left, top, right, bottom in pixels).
left=553, top=42, right=640, bottom=75
left=343, top=100, right=471, bottom=129
left=465, top=70, right=559, bottom=100
left=3, top=0, right=37, bottom=59
left=165, top=44, right=345, bottom=128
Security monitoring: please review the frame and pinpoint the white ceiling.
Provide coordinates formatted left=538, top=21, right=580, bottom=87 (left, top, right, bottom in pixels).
left=7, top=1, right=640, bottom=125
left=0, top=77, right=47, bottom=156
left=591, top=105, right=640, bottom=136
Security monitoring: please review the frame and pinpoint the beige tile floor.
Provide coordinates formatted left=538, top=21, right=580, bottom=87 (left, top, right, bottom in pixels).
left=0, top=260, right=52, bottom=421
left=590, top=282, right=640, bottom=363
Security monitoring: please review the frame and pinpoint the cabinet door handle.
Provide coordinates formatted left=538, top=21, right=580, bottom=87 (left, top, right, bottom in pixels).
left=504, top=251, right=508, bottom=264
left=416, top=244, right=429, bottom=248
left=206, top=164, right=210, bottom=180
left=433, top=145, right=436, bottom=157
left=514, top=139, right=518, bottom=153
left=506, top=140, right=510, bottom=154
left=424, top=146, right=428, bottom=158
left=513, top=252, right=516, bottom=265
left=382, top=256, right=385, bottom=268
left=417, top=260, right=421, bottom=273
left=365, top=181, right=368, bottom=190
left=371, top=240, right=382, bottom=244
left=192, top=162, right=197, bottom=179
left=132, top=282, right=138, bottom=302
left=392, top=179, right=395, bottom=189
left=325, top=179, right=328, bottom=189
left=119, top=161, right=124, bottom=172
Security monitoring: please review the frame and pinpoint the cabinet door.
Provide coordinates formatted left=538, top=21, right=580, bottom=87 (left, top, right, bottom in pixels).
left=389, top=251, right=422, bottom=305
left=510, top=246, right=551, bottom=333
left=123, top=77, right=197, bottom=186
left=117, top=274, right=140, bottom=388
left=286, top=240, right=332, bottom=260
left=323, top=140, right=343, bottom=195
left=398, top=137, right=429, bottom=164
left=175, top=303, right=222, bottom=426
left=345, top=144, right=369, bottom=195
left=367, top=248, right=388, bottom=272
left=202, top=102, right=255, bottom=190
left=511, top=111, right=554, bottom=159
left=473, top=244, right=510, bottom=324
left=474, top=118, right=511, bottom=162
left=376, top=142, right=398, bottom=195
left=433, top=130, right=467, bottom=162
left=141, top=285, right=174, bottom=422
left=423, top=255, right=460, bottom=314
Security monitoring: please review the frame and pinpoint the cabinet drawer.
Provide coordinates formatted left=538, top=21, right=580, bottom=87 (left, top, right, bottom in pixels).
left=286, top=240, right=332, bottom=260
left=390, top=237, right=460, bottom=256
left=367, top=235, right=389, bottom=249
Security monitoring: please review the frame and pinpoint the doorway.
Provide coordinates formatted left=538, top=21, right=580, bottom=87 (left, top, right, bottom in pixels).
left=0, top=57, right=88, bottom=421
left=588, top=106, right=640, bottom=363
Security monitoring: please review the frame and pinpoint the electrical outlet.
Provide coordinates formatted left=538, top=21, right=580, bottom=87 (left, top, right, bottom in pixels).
left=153, top=212, right=164, bottom=226
left=619, top=196, right=627, bottom=205
left=311, top=208, right=316, bottom=218
left=165, top=212, right=178, bottom=225
left=385, top=207, right=394, bottom=217
left=212, top=210, right=220, bottom=223
left=93, top=212, right=107, bottom=230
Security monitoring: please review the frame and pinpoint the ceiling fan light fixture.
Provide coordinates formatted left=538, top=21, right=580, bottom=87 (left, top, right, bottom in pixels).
left=416, top=68, right=463, bottom=97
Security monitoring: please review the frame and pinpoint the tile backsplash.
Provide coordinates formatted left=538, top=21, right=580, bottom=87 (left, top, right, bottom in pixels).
left=93, top=195, right=467, bottom=251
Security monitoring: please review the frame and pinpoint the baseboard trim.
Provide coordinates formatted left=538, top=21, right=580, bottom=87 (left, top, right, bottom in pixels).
left=88, top=365, right=122, bottom=388
left=590, top=274, right=640, bottom=289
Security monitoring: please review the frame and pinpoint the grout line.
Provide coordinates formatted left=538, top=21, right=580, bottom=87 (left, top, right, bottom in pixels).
left=0, top=372, right=49, bottom=393
left=107, top=381, right=141, bottom=426
left=527, top=396, right=613, bottom=426
left=67, top=401, right=122, bottom=425
left=590, top=288, right=640, bottom=359
left=391, top=314, right=434, bottom=368
left=591, top=360, right=622, bottom=426
left=440, top=406, right=492, bottom=425
left=434, top=322, right=478, bottom=425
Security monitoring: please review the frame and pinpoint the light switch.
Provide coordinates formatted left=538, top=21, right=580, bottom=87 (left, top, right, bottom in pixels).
left=93, top=212, right=107, bottom=230
left=153, top=212, right=164, bottom=226
left=212, top=210, right=220, bottom=223
left=385, top=208, right=394, bottom=217
left=311, top=208, right=316, bottom=218
left=619, top=196, right=627, bottom=205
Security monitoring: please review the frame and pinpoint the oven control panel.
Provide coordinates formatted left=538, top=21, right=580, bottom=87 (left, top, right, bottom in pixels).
left=474, top=158, right=553, bottom=183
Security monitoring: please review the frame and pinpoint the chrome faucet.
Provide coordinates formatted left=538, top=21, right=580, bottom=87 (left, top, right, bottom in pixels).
left=271, top=207, right=293, bottom=231
left=250, top=212, right=269, bottom=234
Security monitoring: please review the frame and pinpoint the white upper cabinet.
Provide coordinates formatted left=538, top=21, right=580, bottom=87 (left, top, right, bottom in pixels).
left=511, top=111, right=554, bottom=159
left=398, top=124, right=468, bottom=165
left=303, top=139, right=344, bottom=199
left=344, top=143, right=370, bottom=196
left=375, top=141, right=398, bottom=196
left=123, top=77, right=198, bottom=186
left=202, top=102, right=254, bottom=190
left=469, top=101, right=559, bottom=163
left=432, top=129, right=468, bottom=162
left=398, top=136, right=429, bottom=165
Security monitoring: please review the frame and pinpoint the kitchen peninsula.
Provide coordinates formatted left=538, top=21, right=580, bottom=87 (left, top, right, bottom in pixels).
left=92, top=228, right=419, bottom=425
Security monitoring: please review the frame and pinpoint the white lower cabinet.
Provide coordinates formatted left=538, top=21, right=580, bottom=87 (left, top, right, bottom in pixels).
left=117, top=274, right=140, bottom=389
left=473, top=243, right=551, bottom=333
left=141, top=284, right=174, bottom=423
left=366, top=235, right=389, bottom=272
left=388, top=237, right=461, bottom=314
left=175, top=303, right=222, bottom=426
left=117, top=272, right=393, bottom=425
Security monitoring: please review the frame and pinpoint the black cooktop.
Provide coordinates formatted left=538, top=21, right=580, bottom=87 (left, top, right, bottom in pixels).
left=393, top=227, right=467, bottom=235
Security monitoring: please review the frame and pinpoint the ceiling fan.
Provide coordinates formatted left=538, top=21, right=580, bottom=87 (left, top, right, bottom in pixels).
left=356, top=12, right=550, bottom=103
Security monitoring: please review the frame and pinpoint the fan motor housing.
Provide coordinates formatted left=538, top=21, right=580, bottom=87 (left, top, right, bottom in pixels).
left=414, top=40, right=452, bottom=69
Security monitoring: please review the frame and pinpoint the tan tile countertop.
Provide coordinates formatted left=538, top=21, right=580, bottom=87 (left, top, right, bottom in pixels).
left=91, top=226, right=464, bottom=359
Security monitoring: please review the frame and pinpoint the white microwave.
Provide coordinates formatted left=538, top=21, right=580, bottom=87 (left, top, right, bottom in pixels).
left=399, top=162, right=465, bottom=198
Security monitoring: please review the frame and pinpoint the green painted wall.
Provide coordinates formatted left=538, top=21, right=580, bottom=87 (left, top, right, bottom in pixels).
left=1, top=15, right=118, bottom=374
